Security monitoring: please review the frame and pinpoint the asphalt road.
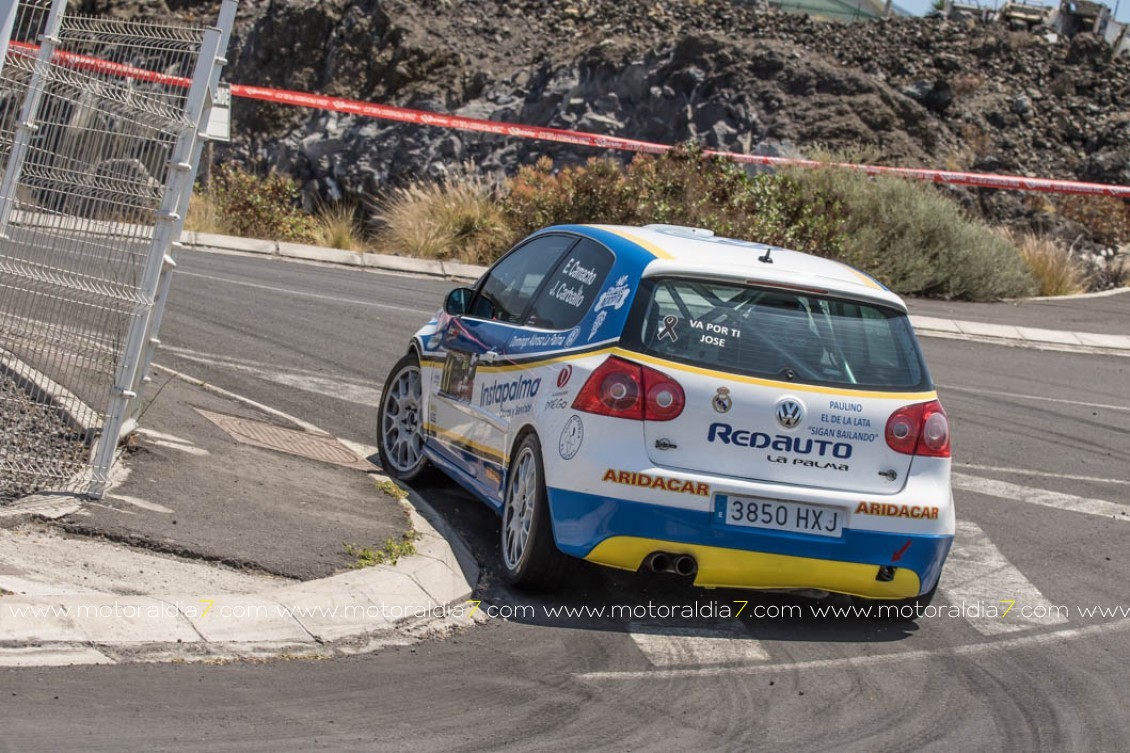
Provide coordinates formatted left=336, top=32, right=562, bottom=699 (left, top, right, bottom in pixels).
left=2, top=248, right=1128, bottom=752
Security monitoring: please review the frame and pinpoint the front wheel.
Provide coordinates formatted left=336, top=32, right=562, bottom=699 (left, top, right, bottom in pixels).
left=377, top=352, right=430, bottom=481
left=500, top=433, right=568, bottom=591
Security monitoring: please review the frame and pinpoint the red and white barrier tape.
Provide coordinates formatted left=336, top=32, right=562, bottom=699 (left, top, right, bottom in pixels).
left=7, top=42, right=1130, bottom=198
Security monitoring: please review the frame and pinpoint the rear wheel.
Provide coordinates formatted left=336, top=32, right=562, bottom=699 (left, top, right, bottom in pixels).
left=500, top=433, right=568, bottom=591
left=377, top=352, right=430, bottom=481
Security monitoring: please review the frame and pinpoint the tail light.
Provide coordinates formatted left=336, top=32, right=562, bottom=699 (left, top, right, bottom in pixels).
left=885, top=400, right=950, bottom=457
left=572, top=356, right=685, bottom=421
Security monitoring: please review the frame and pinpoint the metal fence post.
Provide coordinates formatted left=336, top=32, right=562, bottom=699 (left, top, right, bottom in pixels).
left=131, top=0, right=238, bottom=412
left=0, top=0, right=64, bottom=237
left=89, top=1, right=237, bottom=497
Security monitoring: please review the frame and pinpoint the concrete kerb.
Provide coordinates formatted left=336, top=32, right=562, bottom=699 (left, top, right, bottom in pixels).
left=909, top=315, right=1130, bottom=355
left=0, top=367, right=482, bottom=667
left=179, top=229, right=486, bottom=281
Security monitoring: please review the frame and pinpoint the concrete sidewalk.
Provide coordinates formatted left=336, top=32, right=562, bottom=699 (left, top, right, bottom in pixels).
left=0, top=369, right=480, bottom=666
left=907, top=289, right=1130, bottom=355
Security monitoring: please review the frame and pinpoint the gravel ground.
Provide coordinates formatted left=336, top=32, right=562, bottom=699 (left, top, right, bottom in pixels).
left=0, top=371, right=91, bottom=503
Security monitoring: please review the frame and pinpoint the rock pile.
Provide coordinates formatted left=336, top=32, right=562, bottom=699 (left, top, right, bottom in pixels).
left=87, top=1, right=1130, bottom=227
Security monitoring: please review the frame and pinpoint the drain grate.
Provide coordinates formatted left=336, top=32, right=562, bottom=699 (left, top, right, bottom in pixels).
left=195, top=409, right=376, bottom=471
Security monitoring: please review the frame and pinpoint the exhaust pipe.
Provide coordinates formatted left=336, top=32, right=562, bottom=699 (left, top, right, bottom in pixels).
left=674, top=555, right=697, bottom=577
left=644, top=552, right=697, bottom=578
left=644, top=552, right=672, bottom=574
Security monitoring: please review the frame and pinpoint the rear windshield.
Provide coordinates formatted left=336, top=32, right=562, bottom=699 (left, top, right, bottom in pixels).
left=621, top=277, right=931, bottom=391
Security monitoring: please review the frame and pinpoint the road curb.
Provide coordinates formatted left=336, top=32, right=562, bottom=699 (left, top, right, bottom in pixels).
left=180, top=229, right=487, bottom=281
left=0, top=371, right=482, bottom=667
left=910, top=315, right=1130, bottom=355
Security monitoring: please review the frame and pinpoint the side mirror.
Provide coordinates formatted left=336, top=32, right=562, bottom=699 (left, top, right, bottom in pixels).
left=444, top=287, right=474, bottom=316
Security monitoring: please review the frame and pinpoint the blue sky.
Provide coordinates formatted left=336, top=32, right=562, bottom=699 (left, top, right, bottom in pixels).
left=895, top=0, right=1130, bottom=24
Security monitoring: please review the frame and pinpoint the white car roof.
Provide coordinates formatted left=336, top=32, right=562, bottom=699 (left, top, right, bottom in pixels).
left=592, top=224, right=909, bottom=312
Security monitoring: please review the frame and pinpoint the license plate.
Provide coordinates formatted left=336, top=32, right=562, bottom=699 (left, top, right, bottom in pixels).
left=716, top=495, right=843, bottom=538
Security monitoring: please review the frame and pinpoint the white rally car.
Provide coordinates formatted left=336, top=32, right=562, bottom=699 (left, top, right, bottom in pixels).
left=378, top=224, right=954, bottom=604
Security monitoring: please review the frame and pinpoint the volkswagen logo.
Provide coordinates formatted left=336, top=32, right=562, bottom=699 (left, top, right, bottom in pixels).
left=775, top=398, right=805, bottom=429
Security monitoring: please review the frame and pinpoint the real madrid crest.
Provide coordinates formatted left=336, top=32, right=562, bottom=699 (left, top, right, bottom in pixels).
left=712, top=387, right=732, bottom=413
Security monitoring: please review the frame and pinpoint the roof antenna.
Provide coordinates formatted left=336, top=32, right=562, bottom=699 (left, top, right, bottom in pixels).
left=758, top=248, right=774, bottom=264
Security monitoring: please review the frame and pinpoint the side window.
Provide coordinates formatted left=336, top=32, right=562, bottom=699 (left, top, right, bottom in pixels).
left=525, top=239, right=615, bottom=330
left=469, top=235, right=576, bottom=323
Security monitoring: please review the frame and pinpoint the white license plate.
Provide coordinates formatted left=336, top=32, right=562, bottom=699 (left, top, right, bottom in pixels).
left=716, top=495, right=843, bottom=538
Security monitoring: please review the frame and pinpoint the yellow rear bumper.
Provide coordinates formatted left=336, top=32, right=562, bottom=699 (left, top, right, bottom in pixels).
left=585, top=536, right=921, bottom=599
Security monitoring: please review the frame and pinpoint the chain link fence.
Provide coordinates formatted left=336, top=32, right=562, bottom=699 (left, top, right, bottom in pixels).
left=0, top=0, right=235, bottom=501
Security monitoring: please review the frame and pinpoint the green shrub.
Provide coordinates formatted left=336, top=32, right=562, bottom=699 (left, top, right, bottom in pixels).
left=206, top=165, right=318, bottom=242
left=375, top=146, right=1037, bottom=300
left=782, top=167, right=1038, bottom=300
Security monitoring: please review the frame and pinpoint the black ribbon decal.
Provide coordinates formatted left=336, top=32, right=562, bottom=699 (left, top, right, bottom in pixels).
left=658, top=315, right=679, bottom=343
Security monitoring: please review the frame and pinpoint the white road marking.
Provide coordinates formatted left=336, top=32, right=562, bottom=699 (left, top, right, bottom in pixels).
left=159, top=345, right=384, bottom=408
left=953, top=473, right=1130, bottom=521
left=576, top=617, right=1130, bottom=682
left=628, top=622, right=769, bottom=667
left=106, top=495, right=174, bottom=514
left=938, top=384, right=1130, bottom=413
left=940, top=521, right=1068, bottom=635
left=177, top=271, right=435, bottom=314
left=957, top=464, right=1130, bottom=487
left=339, top=439, right=380, bottom=462
left=136, top=428, right=210, bottom=456
left=151, top=364, right=329, bottom=436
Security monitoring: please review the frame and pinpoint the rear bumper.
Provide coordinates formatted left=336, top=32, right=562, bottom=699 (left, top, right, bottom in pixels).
left=549, top=488, right=952, bottom=598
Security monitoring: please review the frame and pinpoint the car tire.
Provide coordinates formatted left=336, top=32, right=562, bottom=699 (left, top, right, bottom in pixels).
left=377, top=352, right=431, bottom=482
left=500, top=433, right=568, bottom=591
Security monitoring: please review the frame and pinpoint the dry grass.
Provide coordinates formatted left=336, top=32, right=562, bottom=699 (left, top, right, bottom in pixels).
left=312, top=202, right=366, bottom=251
left=372, top=174, right=509, bottom=265
left=1002, top=228, right=1087, bottom=296
left=184, top=191, right=225, bottom=234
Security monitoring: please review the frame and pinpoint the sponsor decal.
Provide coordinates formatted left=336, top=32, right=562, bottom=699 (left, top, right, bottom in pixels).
left=480, top=375, right=541, bottom=408
left=854, top=502, right=940, bottom=520
left=602, top=468, right=710, bottom=497
left=594, top=275, right=631, bottom=311
left=557, top=364, right=573, bottom=388
left=768, top=456, right=849, bottom=471
left=565, top=326, right=581, bottom=347
left=712, top=387, right=732, bottom=414
left=508, top=332, right=570, bottom=349
left=559, top=415, right=584, bottom=460
left=708, top=422, right=853, bottom=459
left=775, top=398, right=805, bottom=429
left=589, top=309, right=608, bottom=339
left=544, top=397, right=569, bottom=411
